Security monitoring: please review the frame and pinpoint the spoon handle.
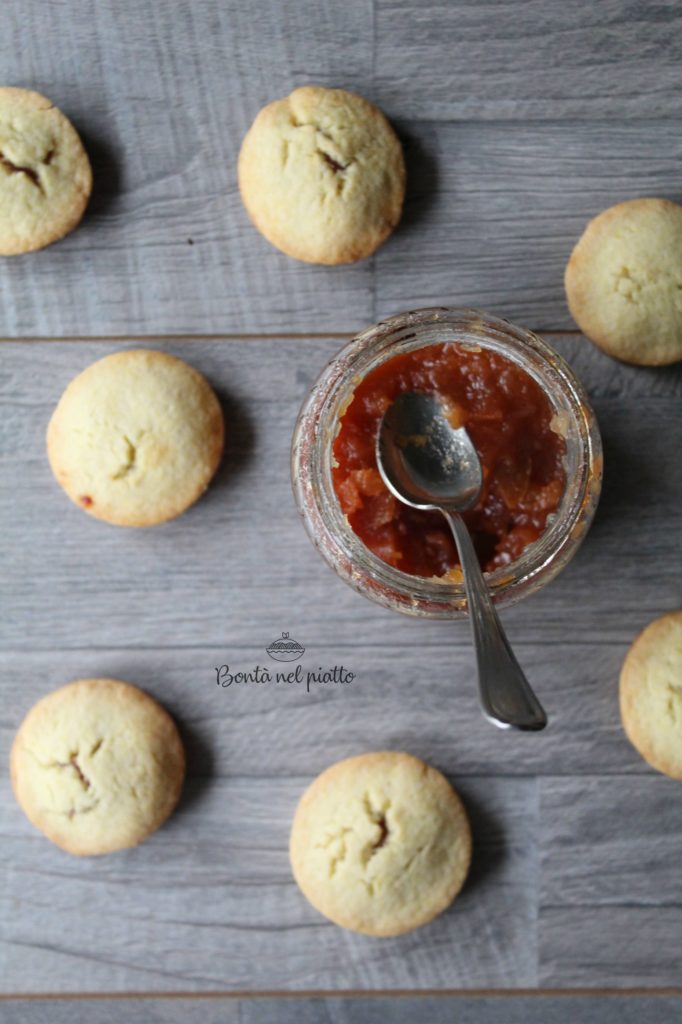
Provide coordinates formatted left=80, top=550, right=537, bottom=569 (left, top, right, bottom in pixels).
left=443, top=511, right=547, bottom=731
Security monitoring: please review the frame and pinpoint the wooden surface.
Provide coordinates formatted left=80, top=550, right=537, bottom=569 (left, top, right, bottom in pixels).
left=1, top=994, right=682, bottom=1023
left=0, top=0, right=679, bottom=337
left=0, top=0, right=681, bottom=1007
left=0, top=339, right=680, bottom=994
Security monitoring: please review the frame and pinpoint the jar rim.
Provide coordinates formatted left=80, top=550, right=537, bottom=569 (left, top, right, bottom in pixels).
left=292, top=307, right=603, bottom=619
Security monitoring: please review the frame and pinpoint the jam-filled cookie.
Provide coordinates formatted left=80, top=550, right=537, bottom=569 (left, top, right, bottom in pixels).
left=620, top=610, right=682, bottom=779
left=290, top=751, right=471, bottom=936
left=11, top=678, right=185, bottom=855
left=47, top=349, right=224, bottom=527
left=565, top=198, right=682, bottom=366
left=238, top=85, right=405, bottom=264
left=0, top=87, right=92, bottom=255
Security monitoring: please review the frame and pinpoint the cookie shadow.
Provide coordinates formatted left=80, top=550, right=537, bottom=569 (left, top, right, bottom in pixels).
left=451, top=782, right=506, bottom=899
left=78, top=129, right=122, bottom=220
left=173, top=717, right=214, bottom=818
left=208, top=388, right=258, bottom=492
left=394, top=123, right=440, bottom=232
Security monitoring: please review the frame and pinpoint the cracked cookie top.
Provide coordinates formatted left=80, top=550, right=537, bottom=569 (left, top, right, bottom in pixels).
left=565, top=197, right=682, bottom=366
left=238, top=85, right=405, bottom=265
left=10, top=678, right=185, bottom=855
left=620, top=610, right=682, bottom=780
left=46, top=349, right=225, bottom=527
left=289, top=751, right=471, bottom=936
left=0, top=87, right=92, bottom=255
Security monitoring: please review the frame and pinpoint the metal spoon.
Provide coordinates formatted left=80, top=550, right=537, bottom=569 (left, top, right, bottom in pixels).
left=377, top=391, right=547, bottom=731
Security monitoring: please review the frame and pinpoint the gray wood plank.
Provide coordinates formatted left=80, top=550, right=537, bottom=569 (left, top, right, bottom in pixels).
left=0, top=335, right=679, bottom=798
left=540, top=777, right=682, bottom=907
left=0, top=337, right=679, bottom=654
left=1, top=0, right=681, bottom=999
left=0, top=0, right=376, bottom=337
left=0, top=770, right=537, bottom=991
left=0, top=3, right=679, bottom=335
left=539, top=777, right=682, bottom=986
left=2, top=994, right=682, bottom=1024
left=0, top=643, right=645, bottom=778
left=539, top=907, right=682, bottom=987
left=375, top=0, right=682, bottom=121
left=376, top=120, right=682, bottom=331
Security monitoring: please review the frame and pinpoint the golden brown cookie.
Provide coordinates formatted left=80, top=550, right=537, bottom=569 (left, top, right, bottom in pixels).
left=565, top=198, right=682, bottom=366
left=289, top=751, right=471, bottom=936
left=10, top=678, right=185, bottom=855
left=47, top=349, right=224, bottom=527
left=238, top=85, right=405, bottom=264
left=0, top=87, right=92, bottom=255
left=620, top=610, right=682, bottom=779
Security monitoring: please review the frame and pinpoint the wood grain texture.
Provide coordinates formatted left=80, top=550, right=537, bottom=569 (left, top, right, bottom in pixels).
left=0, top=644, right=637, bottom=779
left=1, top=0, right=682, bottom=1000
left=0, top=337, right=679, bottom=656
left=0, top=769, right=537, bottom=991
left=376, top=120, right=682, bottom=331
left=0, top=334, right=681, bottom=991
left=2, top=994, right=682, bottom=1024
left=0, top=2, right=679, bottom=335
left=539, top=777, right=682, bottom=985
left=374, top=0, right=682, bottom=121
left=540, top=777, right=682, bottom=907
left=539, top=907, right=682, bottom=987
left=0, top=0, right=376, bottom=337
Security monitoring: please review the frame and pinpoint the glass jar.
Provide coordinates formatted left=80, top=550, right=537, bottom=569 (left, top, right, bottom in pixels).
left=291, top=307, right=602, bottom=619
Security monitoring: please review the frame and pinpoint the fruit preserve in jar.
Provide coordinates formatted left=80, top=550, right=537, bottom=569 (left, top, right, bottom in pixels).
left=332, top=342, right=566, bottom=579
left=291, top=308, right=602, bottom=619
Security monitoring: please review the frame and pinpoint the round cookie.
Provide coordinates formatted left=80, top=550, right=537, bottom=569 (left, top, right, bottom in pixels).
left=620, top=610, right=682, bottom=779
left=10, top=678, right=185, bottom=855
left=565, top=198, right=682, bottom=366
left=238, top=85, right=405, bottom=265
left=289, top=751, right=471, bottom=936
left=0, top=87, right=92, bottom=255
left=47, top=349, right=224, bottom=527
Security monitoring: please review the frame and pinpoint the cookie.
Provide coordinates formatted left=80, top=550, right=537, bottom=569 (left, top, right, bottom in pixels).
left=565, top=198, right=682, bottom=366
left=620, top=610, right=682, bottom=779
left=238, top=85, right=405, bottom=265
left=0, top=87, right=92, bottom=255
left=10, top=678, right=185, bottom=855
left=289, top=751, right=471, bottom=936
left=47, top=349, right=224, bottom=527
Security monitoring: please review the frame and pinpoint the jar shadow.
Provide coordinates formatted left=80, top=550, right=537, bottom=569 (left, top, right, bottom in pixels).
left=585, top=417, right=663, bottom=537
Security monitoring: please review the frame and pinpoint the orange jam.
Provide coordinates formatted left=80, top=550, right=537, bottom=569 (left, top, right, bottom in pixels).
left=332, top=342, right=566, bottom=577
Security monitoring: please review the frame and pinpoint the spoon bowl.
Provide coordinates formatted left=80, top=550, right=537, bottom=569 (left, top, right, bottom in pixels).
left=378, top=392, right=483, bottom=511
left=377, top=391, right=547, bottom=731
